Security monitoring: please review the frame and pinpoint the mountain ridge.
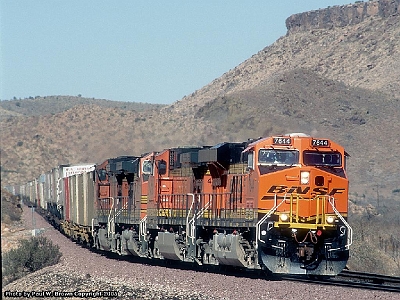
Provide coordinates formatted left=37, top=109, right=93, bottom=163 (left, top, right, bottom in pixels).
left=168, top=4, right=399, bottom=117
left=286, top=0, right=399, bottom=33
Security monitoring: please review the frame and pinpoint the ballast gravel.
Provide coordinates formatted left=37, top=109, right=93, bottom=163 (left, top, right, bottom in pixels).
left=2, top=204, right=398, bottom=300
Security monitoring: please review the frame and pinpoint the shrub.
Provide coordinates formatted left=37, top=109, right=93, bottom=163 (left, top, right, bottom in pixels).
left=1, top=195, right=22, bottom=224
left=2, top=236, right=62, bottom=285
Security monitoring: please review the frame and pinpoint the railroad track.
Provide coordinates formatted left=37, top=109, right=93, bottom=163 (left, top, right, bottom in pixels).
left=63, top=234, right=400, bottom=294
left=102, top=249, right=400, bottom=294
left=282, top=270, right=400, bottom=293
left=336, top=270, right=400, bottom=292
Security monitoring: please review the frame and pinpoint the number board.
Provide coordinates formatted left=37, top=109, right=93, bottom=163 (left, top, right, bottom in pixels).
left=273, top=137, right=292, bottom=145
left=311, top=139, right=330, bottom=147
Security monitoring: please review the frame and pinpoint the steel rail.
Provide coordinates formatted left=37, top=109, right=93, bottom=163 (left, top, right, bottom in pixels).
left=281, top=271, right=400, bottom=293
left=339, top=269, right=400, bottom=285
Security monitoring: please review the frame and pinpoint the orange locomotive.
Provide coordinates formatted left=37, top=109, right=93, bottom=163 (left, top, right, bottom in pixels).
left=246, top=133, right=351, bottom=275
left=91, top=133, right=351, bottom=276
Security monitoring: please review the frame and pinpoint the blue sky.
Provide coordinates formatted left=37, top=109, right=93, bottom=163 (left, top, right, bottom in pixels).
left=1, top=1, right=352, bottom=104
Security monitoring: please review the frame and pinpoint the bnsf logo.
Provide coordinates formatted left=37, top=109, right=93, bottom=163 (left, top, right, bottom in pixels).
left=267, top=185, right=346, bottom=196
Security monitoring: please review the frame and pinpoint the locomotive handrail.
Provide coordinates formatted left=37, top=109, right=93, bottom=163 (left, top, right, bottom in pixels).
left=196, top=198, right=212, bottom=219
left=106, top=196, right=126, bottom=236
left=139, top=215, right=147, bottom=240
left=256, top=193, right=287, bottom=248
left=328, top=196, right=353, bottom=250
left=113, top=196, right=129, bottom=218
left=109, top=196, right=132, bottom=236
left=107, top=197, right=115, bottom=237
left=91, top=218, right=95, bottom=235
left=186, top=194, right=211, bottom=245
left=186, top=193, right=196, bottom=245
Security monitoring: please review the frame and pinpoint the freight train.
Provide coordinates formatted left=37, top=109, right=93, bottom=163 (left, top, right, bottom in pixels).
left=8, top=133, right=352, bottom=276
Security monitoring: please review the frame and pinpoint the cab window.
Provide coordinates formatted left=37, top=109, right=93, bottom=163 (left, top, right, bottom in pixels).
left=158, top=160, right=167, bottom=175
left=98, top=169, right=107, bottom=181
left=303, top=151, right=342, bottom=167
left=142, top=160, right=153, bottom=175
left=258, top=149, right=298, bottom=165
left=247, top=151, right=254, bottom=170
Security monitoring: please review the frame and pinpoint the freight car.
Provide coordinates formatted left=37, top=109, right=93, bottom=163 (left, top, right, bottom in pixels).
left=10, top=133, right=352, bottom=276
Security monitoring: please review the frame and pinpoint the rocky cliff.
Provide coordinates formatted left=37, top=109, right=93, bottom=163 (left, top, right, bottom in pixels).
left=286, top=0, right=399, bottom=33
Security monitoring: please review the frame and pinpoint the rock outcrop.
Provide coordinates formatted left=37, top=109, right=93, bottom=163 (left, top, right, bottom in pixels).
left=286, top=0, right=399, bottom=33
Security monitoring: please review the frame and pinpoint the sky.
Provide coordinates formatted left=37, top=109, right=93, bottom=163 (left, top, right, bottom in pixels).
left=1, top=0, right=353, bottom=104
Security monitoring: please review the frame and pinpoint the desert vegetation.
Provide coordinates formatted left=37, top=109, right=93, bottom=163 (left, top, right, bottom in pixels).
left=348, top=192, right=400, bottom=276
left=2, top=235, right=62, bottom=285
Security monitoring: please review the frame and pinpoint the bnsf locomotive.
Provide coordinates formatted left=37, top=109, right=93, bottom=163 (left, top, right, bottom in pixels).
left=10, top=133, right=352, bottom=276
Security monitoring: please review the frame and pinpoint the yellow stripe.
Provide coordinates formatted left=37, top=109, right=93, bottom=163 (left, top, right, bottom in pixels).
left=140, top=196, right=148, bottom=204
left=257, top=209, right=272, bottom=213
left=257, top=209, right=348, bottom=218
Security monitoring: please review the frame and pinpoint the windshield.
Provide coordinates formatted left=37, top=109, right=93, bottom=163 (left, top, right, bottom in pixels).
left=303, top=151, right=342, bottom=167
left=142, top=160, right=153, bottom=175
left=258, top=149, right=299, bottom=165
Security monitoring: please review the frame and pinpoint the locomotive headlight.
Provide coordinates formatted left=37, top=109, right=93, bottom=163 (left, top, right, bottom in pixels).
left=300, top=171, right=310, bottom=184
left=326, top=216, right=335, bottom=224
left=280, top=213, right=289, bottom=222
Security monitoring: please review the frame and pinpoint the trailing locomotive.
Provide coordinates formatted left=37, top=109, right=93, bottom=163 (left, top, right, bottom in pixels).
left=10, top=133, right=352, bottom=276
